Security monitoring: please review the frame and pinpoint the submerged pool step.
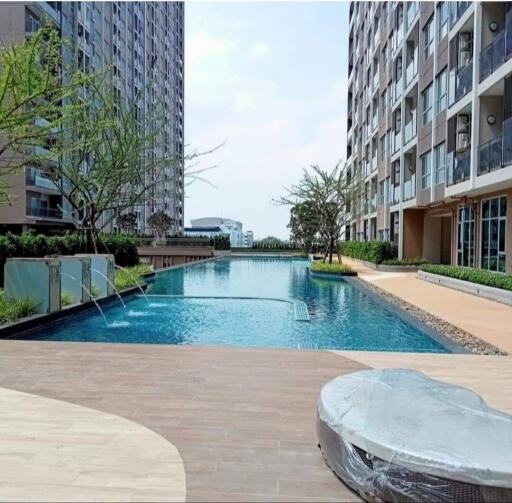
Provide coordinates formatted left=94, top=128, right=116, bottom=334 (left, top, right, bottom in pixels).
left=294, top=301, right=311, bottom=322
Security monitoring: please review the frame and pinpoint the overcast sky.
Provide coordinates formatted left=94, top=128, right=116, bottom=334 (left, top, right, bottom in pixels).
left=185, top=2, right=348, bottom=240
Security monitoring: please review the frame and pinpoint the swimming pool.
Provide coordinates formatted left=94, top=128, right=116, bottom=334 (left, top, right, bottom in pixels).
left=21, top=257, right=454, bottom=353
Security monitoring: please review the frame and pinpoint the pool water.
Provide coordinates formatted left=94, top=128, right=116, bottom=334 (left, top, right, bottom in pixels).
left=25, top=258, right=450, bottom=352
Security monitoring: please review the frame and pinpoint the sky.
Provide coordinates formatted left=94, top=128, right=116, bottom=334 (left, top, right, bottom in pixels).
left=185, top=1, right=349, bottom=240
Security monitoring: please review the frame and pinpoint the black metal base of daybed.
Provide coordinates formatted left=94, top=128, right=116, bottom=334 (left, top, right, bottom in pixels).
left=317, top=415, right=512, bottom=503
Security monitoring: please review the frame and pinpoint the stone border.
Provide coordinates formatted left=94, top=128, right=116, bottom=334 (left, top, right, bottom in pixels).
left=309, top=270, right=358, bottom=279
left=418, top=270, right=512, bottom=307
left=345, top=277, right=505, bottom=355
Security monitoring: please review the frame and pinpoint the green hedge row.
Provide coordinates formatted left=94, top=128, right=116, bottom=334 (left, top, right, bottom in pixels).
left=421, top=264, right=512, bottom=292
left=339, top=240, right=396, bottom=264
left=0, top=232, right=139, bottom=286
left=382, top=257, right=429, bottom=266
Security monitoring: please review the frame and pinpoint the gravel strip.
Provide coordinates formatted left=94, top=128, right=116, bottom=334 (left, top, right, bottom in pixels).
left=352, top=277, right=506, bottom=356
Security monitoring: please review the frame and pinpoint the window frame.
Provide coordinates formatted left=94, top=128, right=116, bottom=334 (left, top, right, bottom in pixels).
left=437, top=2, right=448, bottom=40
left=435, top=67, right=448, bottom=114
left=434, top=142, right=446, bottom=185
left=421, top=150, right=432, bottom=190
left=480, top=196, right=507, bottom=273
left=423, top=15, right=434, bottom=61
left=422, top=83, right=433, bottom=126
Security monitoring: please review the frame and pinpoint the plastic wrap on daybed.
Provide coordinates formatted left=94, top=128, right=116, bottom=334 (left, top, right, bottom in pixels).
left=317, top=369, right=512, bottom=503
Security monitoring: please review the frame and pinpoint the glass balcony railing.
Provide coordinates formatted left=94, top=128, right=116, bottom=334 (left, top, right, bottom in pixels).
left=446, top=149, right=471, bottom=186
left=25, top=168, right=59, bottom=191
left=405, top=59, right=417, bottom=87
left=403, top=175, right=416, bottom=201
left=26, top=205, right=63, bottom=219
left=479, top=30, right=505, bottom=82
left=506, top=11, right=512, bottom=61
left=373, top=71, right=379, bottom=92
left=449, top=2, right=470, bottom=29
left=392, top=185, right=400, bottom=205
left=370, top=196, right=377, bottom=213
left=404, top=115, right=417, bottom=144
left=393, top=131, right=401, bottom=153
left=478, top=135, right=503, bottom=175
left=454, top=62, right=473, bottom=102
left=503, top=117, right=512, bottom=165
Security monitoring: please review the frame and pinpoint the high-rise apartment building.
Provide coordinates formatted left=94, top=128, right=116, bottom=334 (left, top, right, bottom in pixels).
left=346, top=1, right=512, bottom=274
left=0, top=1, right=184, bottom=235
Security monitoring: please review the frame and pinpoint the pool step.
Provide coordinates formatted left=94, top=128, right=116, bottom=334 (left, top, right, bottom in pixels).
left=294, top=301, right=311, bottom=322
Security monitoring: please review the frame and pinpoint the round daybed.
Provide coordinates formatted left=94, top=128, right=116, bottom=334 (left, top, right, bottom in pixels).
left=317, top=369, right=512, bottom=503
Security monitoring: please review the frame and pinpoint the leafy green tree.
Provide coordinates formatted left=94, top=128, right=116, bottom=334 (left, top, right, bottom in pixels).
left=116, top=212, right=137, bottom=233
left=277, top=163, right=361, bottom=263
left=0, top=26, right=86, bottom=204
left=288, top=200, right=321, bottom=253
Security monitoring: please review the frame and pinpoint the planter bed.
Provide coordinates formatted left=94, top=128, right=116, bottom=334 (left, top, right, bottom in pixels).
left=341, top=256, right=421, bottom=272
left=310, top=270, right=358, bottom=279
left=418, top=270, right=512, bottom=307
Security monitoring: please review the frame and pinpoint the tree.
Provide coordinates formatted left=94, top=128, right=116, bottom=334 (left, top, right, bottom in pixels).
left=147, top=210, right=174, bottom=240
left=0, top=26, right=87, bottom=204
left=277, top=163, right=361, bottom=263
left=288, top=200, right=321, bottom=253
left=116, top=212, right=137, bottom=233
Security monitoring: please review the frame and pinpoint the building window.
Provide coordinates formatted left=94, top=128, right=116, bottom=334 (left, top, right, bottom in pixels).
left=423, top=16, right=434, bottom=61
left=434, top=142, right=446, bottom=185
left=481, top=196, right=507, bottom=273
left=421, top=150, right=432, bottom=189
left=435, top=68, right=447, bottom=114
left=437, top=2, right=448, bottom=40
left=458, top=205, right=475, bottom=267
left=422, top=83, right=433, bottom=126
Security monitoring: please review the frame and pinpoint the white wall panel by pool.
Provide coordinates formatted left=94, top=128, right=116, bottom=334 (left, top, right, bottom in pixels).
left=76, top=254, right=114, bottom=298
left=58, top=256, right=92, bottom=304
left=4, top=258, right=61, bottom=314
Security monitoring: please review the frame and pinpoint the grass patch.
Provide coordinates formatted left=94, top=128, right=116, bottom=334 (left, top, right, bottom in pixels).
left=0, top=290, right=37, bottom=324
left=382, top=257, right=429, bottom=266
left=310, top=261, right=355, bottom=275
left=114, top=263, right=152, bottom=291
left=421, top=264, right=512, bottom=292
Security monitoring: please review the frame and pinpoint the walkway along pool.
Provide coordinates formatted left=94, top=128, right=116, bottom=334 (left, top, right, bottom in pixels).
left=12, top=257, right=461, bottom=353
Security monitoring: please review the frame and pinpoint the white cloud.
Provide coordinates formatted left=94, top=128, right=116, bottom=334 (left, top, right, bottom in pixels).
left=249, top=42, right=270, bottom=58
left=186, top=30, right=239, bottom=64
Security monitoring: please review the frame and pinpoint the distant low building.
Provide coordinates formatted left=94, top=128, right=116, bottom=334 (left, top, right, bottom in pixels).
left=185, top=217, right=253, bottom=247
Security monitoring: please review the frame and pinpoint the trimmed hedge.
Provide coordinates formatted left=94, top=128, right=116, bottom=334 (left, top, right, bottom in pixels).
left=382, top=257, right=429, bottom=266
left=339, top=240, right=396, bottom=264
left=310, top=261, right=355, bottom=275
left=421, top=264, right=512, bottom=292
left=0, top=232, right=139, bottom=286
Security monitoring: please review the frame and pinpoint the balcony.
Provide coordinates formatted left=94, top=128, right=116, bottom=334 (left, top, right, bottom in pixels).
left=394, top=78, right=402, bottom=103
left=392, top=185, right=400, bottom=205
left=372, top=113, right=378, bottom=132
left=405, top=59, right=417, bottom=88
left=449, top=2, right=470, bottom=29
left=403, top=115, right=417, bottom=144
left=479, top=30, right=505, bottom=82
left=454, top=63, right=473, bottom=102
left=403, top=175, right=416, bottom=201
left=392, top=130, right=401, bottom=153
left=373, top=71, right=379, bottom=92
left=25, top=168, right=59, bottom=191
left=26, top=205, right=63, bottom=219
left=446, top=149, right=471, bottom=186
left=478, top=136, right=502, bottom=175
left=406, top=2, right=419, bottom=31
left=478, top=118, right=512, bottom=175
left=370, top=195, right=377, bottom=213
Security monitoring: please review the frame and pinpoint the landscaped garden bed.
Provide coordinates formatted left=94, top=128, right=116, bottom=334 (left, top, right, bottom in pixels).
left=419, top=265, right=512, bottom=306
left=310, top=261, right=357, bottom=277
left=0, top=290, right=36, bottom=324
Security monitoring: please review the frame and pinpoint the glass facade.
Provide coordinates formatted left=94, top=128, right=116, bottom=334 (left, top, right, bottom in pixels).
left=457, top=205, right=475, bottom=267
left=481, top=197, right=507, bottom=273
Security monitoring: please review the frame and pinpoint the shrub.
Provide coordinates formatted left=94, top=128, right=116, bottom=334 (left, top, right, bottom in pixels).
left=0, top=290, right=37, bottom=324
left=114, top=263, right=152, bottom=291
left=382, top=257, right=429, bottom=266
left=310, top=261, right=355, bottom=275
left=339, top=240, right=396, bottom=264
left=97, top=233, right=139, bottom=267
left=209, top=235, right=230, bottom=250
left=421, top=264, right=512, bottom=292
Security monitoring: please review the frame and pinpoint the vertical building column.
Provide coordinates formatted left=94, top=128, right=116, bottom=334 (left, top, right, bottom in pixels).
left=470, top=2, right=482, bottom=187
